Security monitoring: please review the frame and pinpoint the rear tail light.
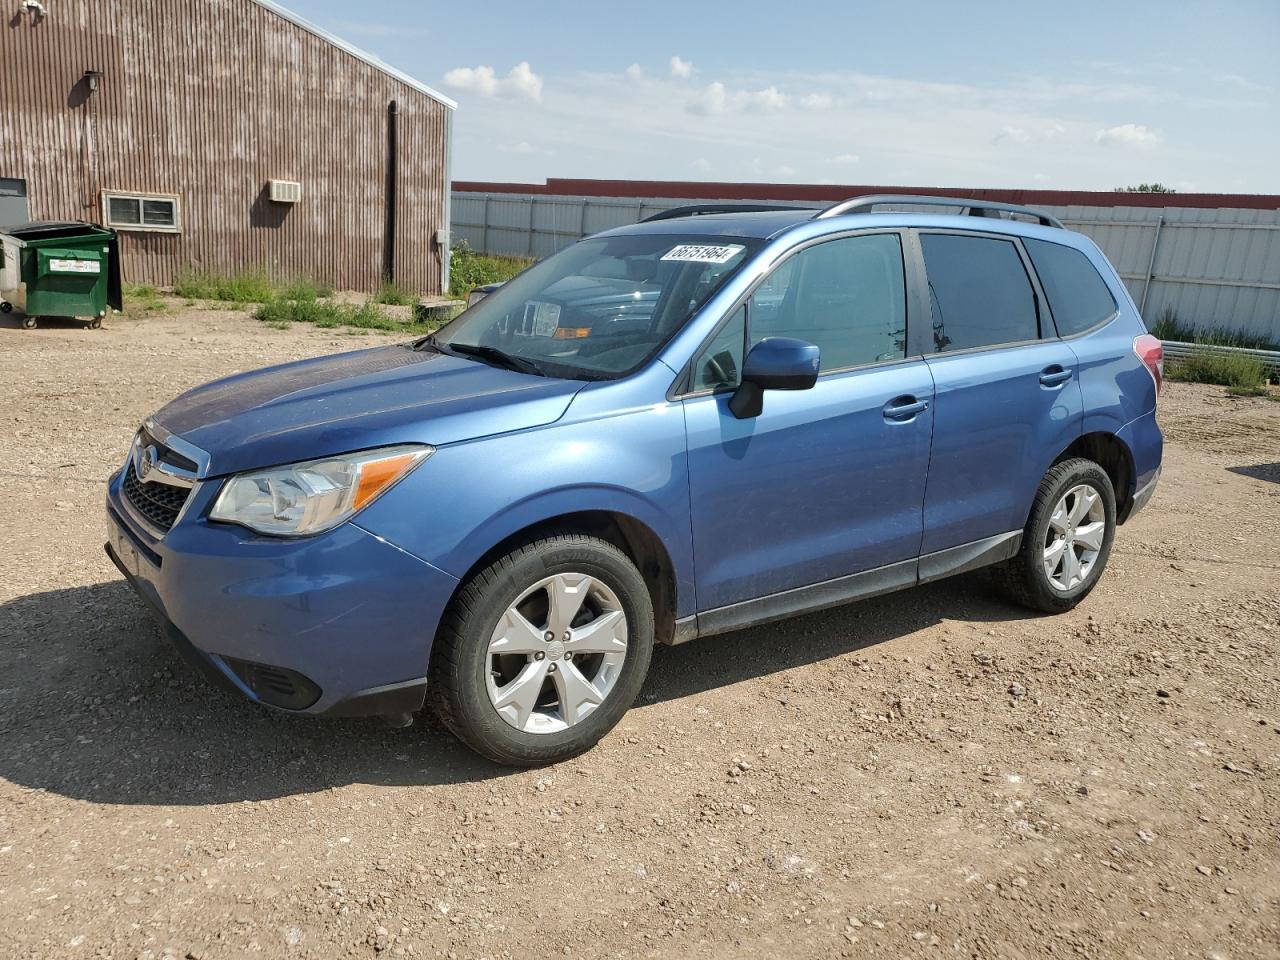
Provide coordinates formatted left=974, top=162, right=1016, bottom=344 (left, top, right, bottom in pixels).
left=1133, top=334, right=1164, bottom=397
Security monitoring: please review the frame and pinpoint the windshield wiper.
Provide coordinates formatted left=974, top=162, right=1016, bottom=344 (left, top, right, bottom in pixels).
left=445, top=342, right=547, bottom=377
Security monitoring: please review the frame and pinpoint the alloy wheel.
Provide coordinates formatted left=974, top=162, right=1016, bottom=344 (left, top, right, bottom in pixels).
left=485, top=572, right=629, bottom=734
left=1043, top=483, right=1107, bottom=591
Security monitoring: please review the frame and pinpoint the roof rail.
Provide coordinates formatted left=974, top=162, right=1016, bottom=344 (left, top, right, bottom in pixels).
left=816, top=194, right=1064, bottom=229
left=641, top=203, right=816, bottom=223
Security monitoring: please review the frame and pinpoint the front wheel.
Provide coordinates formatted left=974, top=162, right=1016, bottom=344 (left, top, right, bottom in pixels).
left=428, top=533, right=654, bottom=766
left=21, top=315, right=36, bottom=329
left=992, top=457, right=1116, bottom=613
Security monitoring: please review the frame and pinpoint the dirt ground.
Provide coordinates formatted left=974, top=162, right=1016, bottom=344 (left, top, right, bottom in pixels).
left=1, top=304, right=1277, bottom=960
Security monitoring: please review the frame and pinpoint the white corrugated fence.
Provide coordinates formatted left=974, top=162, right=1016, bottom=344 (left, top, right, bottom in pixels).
left=451, top=191, right=1280, bottom=343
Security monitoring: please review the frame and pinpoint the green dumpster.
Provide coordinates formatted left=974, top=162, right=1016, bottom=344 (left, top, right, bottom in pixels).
left=0, top=220, right=123, bottom=329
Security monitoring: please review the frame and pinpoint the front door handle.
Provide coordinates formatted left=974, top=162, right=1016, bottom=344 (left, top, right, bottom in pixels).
left=883, top=395, right=928, bottom=421
left=1039, top=365, right=1073, bottom=387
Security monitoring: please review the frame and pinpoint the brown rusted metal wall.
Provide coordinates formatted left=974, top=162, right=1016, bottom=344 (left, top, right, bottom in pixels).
left=0, top=0, right=451, bottom=294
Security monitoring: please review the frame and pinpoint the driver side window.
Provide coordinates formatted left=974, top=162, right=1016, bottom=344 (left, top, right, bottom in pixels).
left=693, top=305, right=745, bottom=390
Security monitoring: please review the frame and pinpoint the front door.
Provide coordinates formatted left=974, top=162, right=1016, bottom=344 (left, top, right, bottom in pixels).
left=681, top=232, right=934, bottom=611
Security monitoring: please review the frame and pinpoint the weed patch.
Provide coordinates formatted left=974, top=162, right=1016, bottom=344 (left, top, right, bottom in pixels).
left=173, top=268, right=332, bottom=304
left=123, top=283, right=166, bottom=313
left=373, top=281, right=415, bottom=305
left=1167, top=351, right=1268, bottom=394
left=1150, top=307, right=1279, bottom=351
left=449, top=240, right=532, bottom=302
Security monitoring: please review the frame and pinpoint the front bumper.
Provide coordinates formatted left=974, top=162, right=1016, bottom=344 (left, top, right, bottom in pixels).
left=106, top=468, right=459, bottom=717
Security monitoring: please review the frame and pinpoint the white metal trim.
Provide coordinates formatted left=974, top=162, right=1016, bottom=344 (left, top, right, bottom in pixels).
left=252, top=0, right=458, bottom=110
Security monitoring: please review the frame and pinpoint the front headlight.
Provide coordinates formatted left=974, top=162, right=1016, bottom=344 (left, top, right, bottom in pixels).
left=210, top=444, right=432, bottom=537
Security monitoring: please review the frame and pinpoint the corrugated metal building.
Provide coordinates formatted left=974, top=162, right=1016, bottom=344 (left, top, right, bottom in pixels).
left=1, top=0, right=455, bottom=294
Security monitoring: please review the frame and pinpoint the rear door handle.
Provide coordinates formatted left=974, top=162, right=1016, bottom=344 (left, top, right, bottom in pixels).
left=883, top=395, right=928, bottom=421
left=1039, top=365, right=1073, bottom=387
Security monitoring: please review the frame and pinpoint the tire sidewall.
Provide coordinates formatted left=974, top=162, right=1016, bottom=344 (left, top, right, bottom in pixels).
left=446, top=539, right=653, bottom=764
left=1028, top=461, right=1117, bottom=609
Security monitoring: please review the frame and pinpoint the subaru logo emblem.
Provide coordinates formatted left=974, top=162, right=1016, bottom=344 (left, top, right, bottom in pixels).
left=134, top=443, right=160, bottom=482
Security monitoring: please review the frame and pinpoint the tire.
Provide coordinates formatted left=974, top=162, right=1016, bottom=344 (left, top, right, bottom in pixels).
left=0, top=301, right=11, bottom=313
left=88, top=317, right=102, bottom=329
left=428, top=533, right=654, bottom=766
left=991, top=457, right=1116, bottom=614
left=21, top=315, right=36, bottom=329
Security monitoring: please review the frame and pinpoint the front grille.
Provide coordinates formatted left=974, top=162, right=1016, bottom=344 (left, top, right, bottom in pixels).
left=122, top=461, right=190, bottom=531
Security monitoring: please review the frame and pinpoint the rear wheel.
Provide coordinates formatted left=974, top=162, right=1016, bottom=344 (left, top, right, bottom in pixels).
left=21, top=315, right=36, bottom=329
left=992, top=457, right=1116, bottom=613
left=428, top=533, right=654, bottom=766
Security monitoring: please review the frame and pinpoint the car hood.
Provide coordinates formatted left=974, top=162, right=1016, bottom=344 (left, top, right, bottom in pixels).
left=152, top=344, right=585, bottom=476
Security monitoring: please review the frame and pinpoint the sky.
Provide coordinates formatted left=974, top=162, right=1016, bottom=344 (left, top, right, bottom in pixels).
left=285, top=0, right=1280, bottom=193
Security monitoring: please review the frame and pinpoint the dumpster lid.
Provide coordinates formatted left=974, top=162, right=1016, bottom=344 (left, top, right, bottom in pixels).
left=3, top=220, right=112, bottom=241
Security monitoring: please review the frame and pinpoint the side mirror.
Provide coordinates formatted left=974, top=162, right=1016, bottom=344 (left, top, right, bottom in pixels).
left=729, top=337, right=820, bottom=419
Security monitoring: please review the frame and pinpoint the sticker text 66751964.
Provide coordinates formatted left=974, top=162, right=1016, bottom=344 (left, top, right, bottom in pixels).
left=660, top=244, right=745, bottom=265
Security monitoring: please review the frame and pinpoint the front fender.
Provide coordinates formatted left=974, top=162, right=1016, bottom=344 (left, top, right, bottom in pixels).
left=355, top=403, right=696, bottom=617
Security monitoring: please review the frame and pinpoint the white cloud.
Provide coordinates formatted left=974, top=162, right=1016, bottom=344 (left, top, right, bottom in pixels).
left=993, top=122, right=1066, bottom=145
left=443, top=61, right=543, bottom=102
left=447, top=62, right=1271, bottom=191
left=500, top=141, right=535, bottom=154
left=775, top=164, right=797, bottom=177
left=1093, top=123, right=1161, bottom=148
left=800, top=92, right=833, bottom=110
left=688, top=82, right=789, bottom=115
left=625, top=63, right=643, bottom=81
left=690, top=81, right=728, bottom=115
left=669, top=55, right=694, bottom=79
left=690, top=157, right=712, bottom=172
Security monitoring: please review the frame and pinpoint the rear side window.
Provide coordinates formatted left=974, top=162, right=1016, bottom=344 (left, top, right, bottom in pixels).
left=920, top=234, right=1039, bottom=352
left=1024, top=238, right=1117, bottom=336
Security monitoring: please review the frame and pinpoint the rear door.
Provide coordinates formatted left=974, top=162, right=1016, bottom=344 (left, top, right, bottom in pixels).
left=916, top=230, right=1082, bottom=557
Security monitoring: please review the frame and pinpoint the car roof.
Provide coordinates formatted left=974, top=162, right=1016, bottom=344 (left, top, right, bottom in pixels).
left=594, top=208, right=1085, bottom=248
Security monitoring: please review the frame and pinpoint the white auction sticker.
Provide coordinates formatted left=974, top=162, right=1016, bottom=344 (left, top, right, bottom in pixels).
left=517, top=300, right=562, bottom=337
left=49, top=258, right=100, bottom=274
left=660, top=243, right=745, bottom=264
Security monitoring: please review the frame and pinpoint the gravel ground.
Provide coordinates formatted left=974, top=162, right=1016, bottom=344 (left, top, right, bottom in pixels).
left=1, top=305, right=1277, bottom=960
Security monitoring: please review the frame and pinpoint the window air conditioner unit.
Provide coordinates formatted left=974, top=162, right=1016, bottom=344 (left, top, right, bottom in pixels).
left=269, top=179, right=302, bottom=204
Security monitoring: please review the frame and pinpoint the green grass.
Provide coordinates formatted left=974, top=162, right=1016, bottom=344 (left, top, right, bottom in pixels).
left=373, top=280, right=415, bottom=305
left=173, top=268, right=333, bottom=304
left=123, top=282, right=166, bottom=313
left=1149, top=307, right=1279, bottom=351
left=1166, top=351, right=1269, bottom=395
left=449, top=240, right=533, bottom=302
left=253, top=296, right=432, bottom=333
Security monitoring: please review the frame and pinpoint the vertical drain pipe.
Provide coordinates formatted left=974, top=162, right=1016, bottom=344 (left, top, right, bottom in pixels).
left=383, top=100, right=399, bottom=282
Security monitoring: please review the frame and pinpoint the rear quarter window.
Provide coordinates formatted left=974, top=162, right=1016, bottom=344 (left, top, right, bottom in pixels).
left=1024, top=238, right=1118, bottom=337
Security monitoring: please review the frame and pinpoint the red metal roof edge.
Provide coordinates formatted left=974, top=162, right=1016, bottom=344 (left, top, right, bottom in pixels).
left=453, top=178, right=1280, bottom=210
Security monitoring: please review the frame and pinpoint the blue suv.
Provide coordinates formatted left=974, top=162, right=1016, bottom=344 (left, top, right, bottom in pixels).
left=105, top=195, right=1164, bottom=765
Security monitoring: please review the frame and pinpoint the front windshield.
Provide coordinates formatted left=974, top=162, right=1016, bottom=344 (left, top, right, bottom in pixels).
left=430, top=234, right=761, bottom=379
